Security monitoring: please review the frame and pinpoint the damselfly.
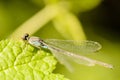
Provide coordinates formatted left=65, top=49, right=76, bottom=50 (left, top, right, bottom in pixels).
left=22, top=33, right=113, bottom=72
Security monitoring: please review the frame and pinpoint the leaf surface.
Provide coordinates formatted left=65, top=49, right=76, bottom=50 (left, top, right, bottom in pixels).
left=0, top=40, right=69, bottom=80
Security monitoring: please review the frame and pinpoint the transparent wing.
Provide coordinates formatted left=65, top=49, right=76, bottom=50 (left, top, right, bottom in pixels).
left=47, top=45, right=113, bottom=70
left=44, top=39, right=102, bottom=54
left=48, top=46, right=75, bottom=72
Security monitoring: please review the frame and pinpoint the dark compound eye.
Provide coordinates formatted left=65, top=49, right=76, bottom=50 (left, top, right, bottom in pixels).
left=22, top=33, right=29, bottom=40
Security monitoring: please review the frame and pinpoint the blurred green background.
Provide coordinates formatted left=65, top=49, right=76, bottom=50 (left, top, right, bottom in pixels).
left=0, top=0, right=120, bottom=80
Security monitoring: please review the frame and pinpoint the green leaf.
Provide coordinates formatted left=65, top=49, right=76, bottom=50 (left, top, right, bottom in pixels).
left=0, top=40, right=69, bottom=80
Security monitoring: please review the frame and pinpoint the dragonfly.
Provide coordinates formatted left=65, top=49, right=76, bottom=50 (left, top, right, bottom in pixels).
left=22, top=33, right=113, bottom=72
